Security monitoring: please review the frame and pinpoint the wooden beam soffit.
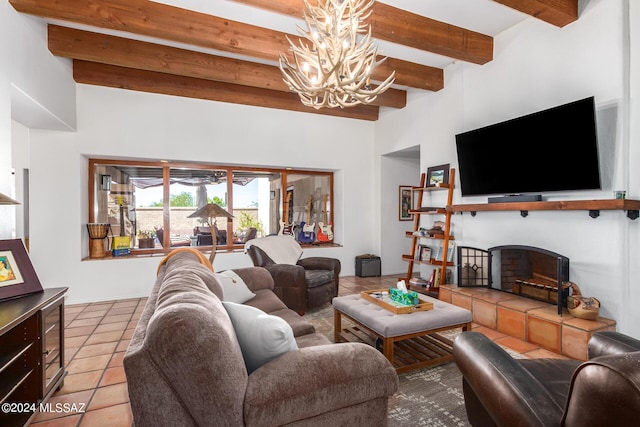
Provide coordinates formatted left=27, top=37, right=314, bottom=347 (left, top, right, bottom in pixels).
left=10, top=0, right=441, bottom=91
left=492, top=0, right=578, bottom=27
left=231, top=0, right=494, bottom=65
left=72, top=60, right=380, bottom=121
left=47, top=25, right=406, bottom=108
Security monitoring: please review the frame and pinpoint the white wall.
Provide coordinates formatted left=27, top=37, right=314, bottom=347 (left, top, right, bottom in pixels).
left=627, top=0, right=640, bottom=337
left=374, top=61, right=465, bottom=277
left=11, top=120, right=29, bottom=241
left=379, top=153, right=420, bottom=275
left=27, top=85, right=377, bottom=303
left=0, top=3, right=76, bottom=131
left=0, top=2, right=76, bottom=238
left=376, top=0, right=639, bottom=335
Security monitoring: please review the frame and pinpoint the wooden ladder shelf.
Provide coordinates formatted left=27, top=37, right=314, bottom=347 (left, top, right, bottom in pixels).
left=402, top=169, right=456, bottom=295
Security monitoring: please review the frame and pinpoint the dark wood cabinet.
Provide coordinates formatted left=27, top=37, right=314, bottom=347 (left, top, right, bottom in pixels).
left=39, top=294, right=65, bottom=400
left=0, top=287, right=68, bottom=426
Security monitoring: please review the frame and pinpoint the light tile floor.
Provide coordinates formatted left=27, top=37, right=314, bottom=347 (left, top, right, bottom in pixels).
left=28, top=275, right=567, bottom=426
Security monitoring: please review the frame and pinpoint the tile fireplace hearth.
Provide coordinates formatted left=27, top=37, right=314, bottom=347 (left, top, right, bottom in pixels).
left=438, top=284, right=615, bottom=360
left=447, top=245, right=614, bottom=359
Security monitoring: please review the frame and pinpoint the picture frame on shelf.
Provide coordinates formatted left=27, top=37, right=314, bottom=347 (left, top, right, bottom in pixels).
left=418, top=245, right=431, bottom=261
left=434, top=243, right=455, bottom=263
left=0, top=239, right=43, bottom=301
left=426, top=164, right=450, bottom=187
left=399, top=185, right=413, bottom=221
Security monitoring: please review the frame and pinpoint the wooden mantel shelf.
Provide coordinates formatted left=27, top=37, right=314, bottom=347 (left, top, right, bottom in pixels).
left=448, top=199, right=640, bottom=219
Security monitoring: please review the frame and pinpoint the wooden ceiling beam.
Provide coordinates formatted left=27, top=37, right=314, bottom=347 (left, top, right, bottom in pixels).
left=231, top=0, right=494, bottom=65
left=10, top=0, right=442, bottom=91
left=492, top=0, right=578, bottom=27
left=47, top=25, right=406, bottom=108
left=72, top=60, right=380, bottom=121
left=371, top=3, right=493, bottom=65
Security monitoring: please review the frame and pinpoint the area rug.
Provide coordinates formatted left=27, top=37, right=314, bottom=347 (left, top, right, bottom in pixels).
left=303, top=305, right=470, bottom=427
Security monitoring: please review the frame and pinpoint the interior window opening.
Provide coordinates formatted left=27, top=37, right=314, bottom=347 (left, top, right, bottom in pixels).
left=89, top=160, right=333, bottom=258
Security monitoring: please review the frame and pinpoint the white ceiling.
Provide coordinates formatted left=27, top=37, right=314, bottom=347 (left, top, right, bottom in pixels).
left=153, top=0, right=529, bottom=70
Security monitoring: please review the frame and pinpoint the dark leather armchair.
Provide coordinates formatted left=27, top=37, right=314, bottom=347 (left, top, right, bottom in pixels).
left=453, top=330, right=640, bottom=427
left=245, top=236, right=340, bottom=315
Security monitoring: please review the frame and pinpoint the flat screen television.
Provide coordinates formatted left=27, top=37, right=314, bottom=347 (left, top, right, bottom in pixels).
left=455, top=97, right=601, bottom=198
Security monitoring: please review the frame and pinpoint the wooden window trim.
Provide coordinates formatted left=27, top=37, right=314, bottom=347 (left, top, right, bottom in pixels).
left=88, top=158, right=334, bottom=256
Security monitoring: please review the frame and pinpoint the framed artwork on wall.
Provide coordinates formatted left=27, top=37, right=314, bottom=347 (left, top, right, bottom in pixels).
left=399, top=185, right=413, bottom=221
left=0, top=239, right=43, bottom=301
left=426, top=164, right=451, bottom=187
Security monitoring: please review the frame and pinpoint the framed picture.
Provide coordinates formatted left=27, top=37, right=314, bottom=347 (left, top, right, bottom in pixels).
left=426, top=163, right=451, bottom=187
left=0, top=239, right=43, bottom=301
left=418, top=245, right=431, bottom=261
left=434, top=243, right=456, bottom=263
left=399, top=185, right=413, bottom=221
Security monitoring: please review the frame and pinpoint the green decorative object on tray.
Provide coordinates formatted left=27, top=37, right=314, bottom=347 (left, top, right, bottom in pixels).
left=361, top=289, right=433, bottom=314
left=389, top=287, right=420, bottom=306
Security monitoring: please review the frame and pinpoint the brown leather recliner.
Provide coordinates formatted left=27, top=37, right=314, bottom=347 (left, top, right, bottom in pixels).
left=453, top=330, right=640, bottom=427
left=245, top=238, right=340, bottom=315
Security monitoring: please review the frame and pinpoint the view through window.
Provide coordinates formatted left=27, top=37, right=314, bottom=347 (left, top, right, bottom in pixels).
left=89, top=160, right=333, bottom=255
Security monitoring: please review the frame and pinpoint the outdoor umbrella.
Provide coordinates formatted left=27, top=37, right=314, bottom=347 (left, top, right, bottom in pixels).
left=188, top=203, right=234, bottom=265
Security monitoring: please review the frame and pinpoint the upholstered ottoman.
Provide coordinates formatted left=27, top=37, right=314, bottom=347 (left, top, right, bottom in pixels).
left=333, top=294, right=472, bottom=373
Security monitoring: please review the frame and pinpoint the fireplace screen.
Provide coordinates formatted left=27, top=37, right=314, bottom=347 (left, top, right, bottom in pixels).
left=458, top=245, right=570, bottom=315
left=457, top=246, right=490, bottom=287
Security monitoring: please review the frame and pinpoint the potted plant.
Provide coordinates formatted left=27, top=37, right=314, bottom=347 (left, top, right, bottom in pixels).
left=137, top=229, right=156, bottom=249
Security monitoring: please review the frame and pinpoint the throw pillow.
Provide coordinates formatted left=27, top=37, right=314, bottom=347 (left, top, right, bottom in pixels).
left=222, top=301, right=298, bottom=373
left=215, top=270, right=255, bottom=304
left=245, top=235, right=303, bottom=265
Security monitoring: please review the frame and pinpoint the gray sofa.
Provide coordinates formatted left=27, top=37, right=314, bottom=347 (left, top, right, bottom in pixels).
left=124, top=250, right=399, bottom=426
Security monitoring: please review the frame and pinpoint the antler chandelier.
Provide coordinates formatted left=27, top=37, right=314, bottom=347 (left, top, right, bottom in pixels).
left=279, top=0, right=395, bottom=109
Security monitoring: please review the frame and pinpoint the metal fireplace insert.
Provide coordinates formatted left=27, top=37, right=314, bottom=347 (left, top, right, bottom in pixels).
left=457, top=245, right=569, bottom=315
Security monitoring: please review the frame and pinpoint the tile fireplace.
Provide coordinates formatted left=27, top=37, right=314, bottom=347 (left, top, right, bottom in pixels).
left=458, top=245, right=570, bottom=315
